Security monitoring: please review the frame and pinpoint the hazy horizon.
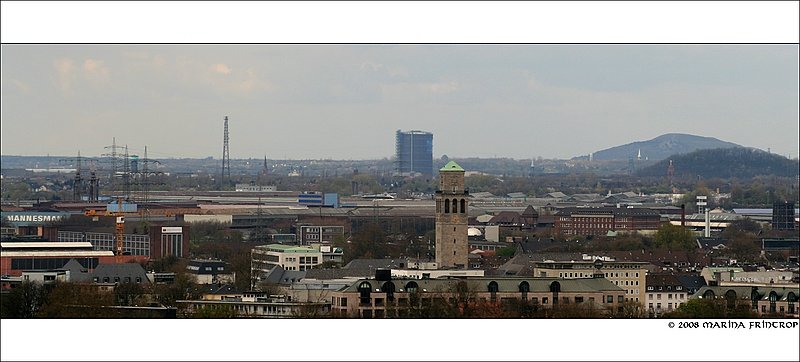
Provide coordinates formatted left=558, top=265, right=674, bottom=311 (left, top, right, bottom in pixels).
left=2, top=44, right=798, bottom=160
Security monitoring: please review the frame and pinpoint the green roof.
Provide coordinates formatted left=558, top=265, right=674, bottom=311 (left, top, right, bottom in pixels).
left=440, top=161, right=465, bottom=172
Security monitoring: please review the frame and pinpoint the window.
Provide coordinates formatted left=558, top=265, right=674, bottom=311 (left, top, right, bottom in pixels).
left=606, top=295, right=613, bottom=303
left=542, top=297, right=548, bottom=304
left=488, top=281, right=499, bottom=302
left=657, top=294, right=662, bottom=300
left=668, top=294, right=673, bottom=300
left=341, top=298, right=347, bottom=307
left=575, top=296, right=584, bottom=303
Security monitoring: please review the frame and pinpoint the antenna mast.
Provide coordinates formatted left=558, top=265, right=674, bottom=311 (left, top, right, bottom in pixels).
left=221, top=116, right=231, bottom=185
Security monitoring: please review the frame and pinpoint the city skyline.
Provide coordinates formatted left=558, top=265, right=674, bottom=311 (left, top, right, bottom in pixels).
left=2, top=44, right=798, bottom=161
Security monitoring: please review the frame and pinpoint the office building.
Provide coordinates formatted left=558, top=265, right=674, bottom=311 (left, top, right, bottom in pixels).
left=395, top=130, right=433, bottom=176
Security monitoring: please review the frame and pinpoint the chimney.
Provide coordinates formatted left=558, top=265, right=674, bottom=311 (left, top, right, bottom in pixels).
left=680, top=204, right=685, bottom=227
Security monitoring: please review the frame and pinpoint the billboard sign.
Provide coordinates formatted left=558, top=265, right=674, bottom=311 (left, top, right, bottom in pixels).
left=161, top=227, right=183, bottom=234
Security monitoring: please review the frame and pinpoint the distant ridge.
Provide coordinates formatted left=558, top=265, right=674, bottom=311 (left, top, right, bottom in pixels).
left=637, top=148, right=799, bottom=179
left=585, top=133, right=743, bottom=161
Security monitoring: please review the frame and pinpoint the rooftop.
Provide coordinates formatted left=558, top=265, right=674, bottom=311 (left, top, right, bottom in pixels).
left=440, top=161, right=465, bottom=172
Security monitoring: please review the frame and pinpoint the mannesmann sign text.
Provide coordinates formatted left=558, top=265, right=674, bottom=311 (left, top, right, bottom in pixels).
left=4, top=214, right=66, bottom=223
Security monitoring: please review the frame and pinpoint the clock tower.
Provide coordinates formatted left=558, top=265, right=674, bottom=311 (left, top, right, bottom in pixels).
left=435, top=161, right=469, bottom=269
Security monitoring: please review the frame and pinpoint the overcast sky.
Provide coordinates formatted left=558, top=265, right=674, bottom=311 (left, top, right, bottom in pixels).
left=1, top=44, right=798, bottom=160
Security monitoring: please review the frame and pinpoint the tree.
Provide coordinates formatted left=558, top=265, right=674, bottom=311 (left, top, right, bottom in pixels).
left=346, top=223, right=388, bottom=261
left=0, top=281, right=49, bottom=318
left=610, top=301, right=646, bottom=318
left=667, top=298, right=725, bottom=318
left=37, top=282, right=114, bottom=318
left=114, top=282, right=146, bottom=306
left=654, top=223, right=696, bottom=251
left=496, top=246, right=516, bottom=257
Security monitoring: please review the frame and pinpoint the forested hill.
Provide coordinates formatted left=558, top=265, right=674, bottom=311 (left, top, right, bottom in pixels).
left=586, top=133, right=742, bottom=161
left=637, top=148, right=799, bottom=179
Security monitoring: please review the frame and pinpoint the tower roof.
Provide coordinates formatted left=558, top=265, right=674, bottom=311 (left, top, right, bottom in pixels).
left=440, top=161, right=464, bottom=172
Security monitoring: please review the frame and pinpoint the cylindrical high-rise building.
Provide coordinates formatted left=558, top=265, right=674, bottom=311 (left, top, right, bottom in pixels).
left=395, top=130, right=433, bottom=177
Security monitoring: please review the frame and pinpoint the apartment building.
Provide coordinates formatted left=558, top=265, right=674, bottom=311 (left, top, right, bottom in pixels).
left=531, top=260, right=648, bottom=303
left=251, top=244, right=323, bottom=273
left=645, top=273, right=687, bottom=317
left=329, top=276, right=625, bottom=318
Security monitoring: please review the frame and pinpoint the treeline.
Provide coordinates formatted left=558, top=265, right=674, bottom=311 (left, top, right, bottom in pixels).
left=0, top=274, right=200, bottom=318
left=638, top=148, right=799, bottom=179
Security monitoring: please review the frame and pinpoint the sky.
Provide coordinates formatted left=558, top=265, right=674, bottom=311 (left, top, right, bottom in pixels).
left=1, top=1, right=798, bottom=162
left=2, top=44, right=798, bottom=161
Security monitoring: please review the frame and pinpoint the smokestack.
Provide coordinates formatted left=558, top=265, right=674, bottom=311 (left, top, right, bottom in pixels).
left=681, top=204, right=685, bottom=227
left=704, top=209, right=711, bottom=238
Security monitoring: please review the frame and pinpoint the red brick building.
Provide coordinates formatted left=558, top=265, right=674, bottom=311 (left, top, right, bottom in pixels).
left=554, top=207, right=661, bottom=236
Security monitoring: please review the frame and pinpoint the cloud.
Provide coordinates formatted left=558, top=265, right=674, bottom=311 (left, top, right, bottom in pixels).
left=360, top=61, right=382, bottom=72
left=425, top=81, right=460, bottom=94
left=82, top=58, right=110, bottom=83
left=54, top=58, right=76, bottom=94
left=212, top=63, right=232, bottom=75
left=1, top=79, right=32, bottom=95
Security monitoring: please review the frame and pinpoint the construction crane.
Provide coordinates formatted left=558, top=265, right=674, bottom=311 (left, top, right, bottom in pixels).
left=84, top=197, right=180, bottom=262
left=84, top=197, right=131, bottom=262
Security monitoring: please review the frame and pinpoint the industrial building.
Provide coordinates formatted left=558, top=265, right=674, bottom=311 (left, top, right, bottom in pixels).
left=0, top=241, right=142, bottom=276
left=553, top=207, right=661, bottom=236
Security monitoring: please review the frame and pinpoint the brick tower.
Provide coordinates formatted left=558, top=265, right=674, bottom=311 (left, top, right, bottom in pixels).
left=435, top=161, right=469, bottom=269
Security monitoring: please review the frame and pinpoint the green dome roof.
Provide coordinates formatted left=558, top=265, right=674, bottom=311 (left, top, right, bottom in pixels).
left=440, top=161, right=464, bottom=172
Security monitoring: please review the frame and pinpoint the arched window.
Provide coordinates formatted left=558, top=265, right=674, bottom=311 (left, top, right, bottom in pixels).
left=787, top=292, right=796, bottom=315
left=405, top=281, right=419, bottom=294
left=519, top=281, right=530, bottom=301
left=488, top=281, right=499, bottom=302
left=769, top=291, right=778, bottom=314
left=460, top=199, right=466, bottom=214
left=725, top=290, right=737, bottom=310
left=550, top=281, right=561, bottom=305
left=703, top=289, right=715, bottom=299
left=751, top=288, right=760, bottom=310
left=359, top=282, right=372, bottom=306
left=452, top=199, right=458, bottom=214
left=381, top=282, right=396, bottom=302
left=444, top=199, right=450, bottom=213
